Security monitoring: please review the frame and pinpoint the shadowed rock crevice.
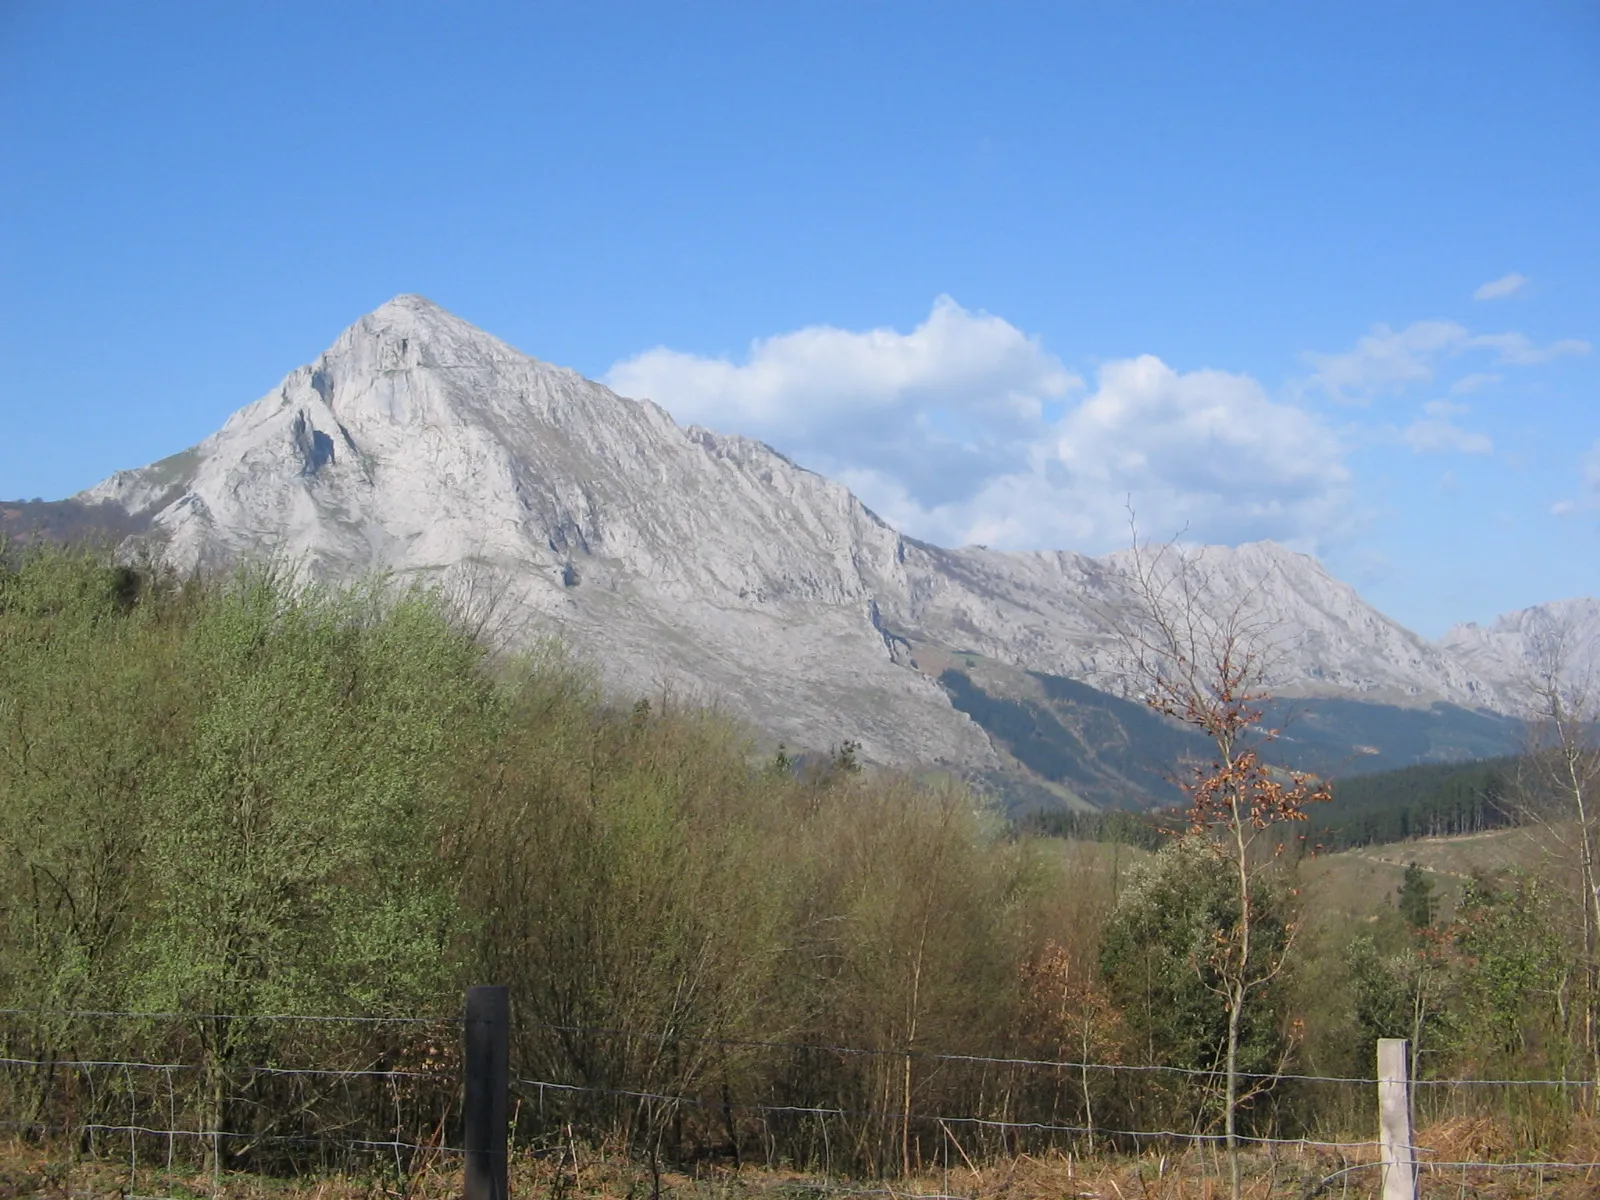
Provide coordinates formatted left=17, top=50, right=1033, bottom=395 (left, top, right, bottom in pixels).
left=291, top=411, right=337, bottom=476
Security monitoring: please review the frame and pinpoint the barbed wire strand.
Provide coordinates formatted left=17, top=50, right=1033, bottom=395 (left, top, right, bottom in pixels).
left=0, top=1119, right=464, bottom=1155
left=4, top=1102, right=1597, bottom=1180
left=513, top=1076, right=1383, bottom=1151
left=0, top=1006, right=461, bottom=1025
left=6, top=1008, right=1598, bottom=1087
left=517, top=1020, right=1600, bottom=1088
left=0, top=1055, right=444, bottom=1081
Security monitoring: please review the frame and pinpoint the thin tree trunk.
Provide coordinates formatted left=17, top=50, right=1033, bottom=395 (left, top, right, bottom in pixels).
left=1224, top=987, right=1242, bottom=1200
left=1079, top=1015, right=1095, bottom=1155
left=1226, top=792, right=1251, bottom=1200
left=1569, top=748, right=1600, bottom=1094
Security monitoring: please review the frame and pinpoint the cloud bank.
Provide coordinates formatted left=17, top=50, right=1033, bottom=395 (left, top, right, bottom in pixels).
left=609, top=299, right=1590, bottom=554
left=608, top=299, right=1352, bottom=553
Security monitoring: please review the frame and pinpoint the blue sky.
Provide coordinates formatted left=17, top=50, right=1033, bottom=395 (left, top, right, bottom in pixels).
left=2, top=2, right=1596, bottom=636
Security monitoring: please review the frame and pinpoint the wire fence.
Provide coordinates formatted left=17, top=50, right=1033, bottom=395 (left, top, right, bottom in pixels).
left=0, top=1005, right=464, bottom=1190
left=3, top=1006, right=1599, bottom=1196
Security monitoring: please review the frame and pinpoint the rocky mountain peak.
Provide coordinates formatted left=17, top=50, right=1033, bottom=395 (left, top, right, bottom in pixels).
left=1440, top=597, right=1600, bottom=692
left=69, top=298, right=1593, bottom=778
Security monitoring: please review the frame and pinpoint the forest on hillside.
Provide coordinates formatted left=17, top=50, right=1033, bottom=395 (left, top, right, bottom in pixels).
left=1028, top=759, right=1520, bottom=852
left=940, top=665, right=1525, bottom=815
left=0, top=546, right=1597, bottom=1186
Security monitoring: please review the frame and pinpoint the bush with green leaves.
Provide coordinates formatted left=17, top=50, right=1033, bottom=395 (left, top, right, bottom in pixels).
left=1098, top=835, right=1292, bottom=1130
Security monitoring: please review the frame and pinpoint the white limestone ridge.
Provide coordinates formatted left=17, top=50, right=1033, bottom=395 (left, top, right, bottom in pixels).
left=80, top=295, right=1555, bottom=767
left=1440, top=598, right=1600, bottom=701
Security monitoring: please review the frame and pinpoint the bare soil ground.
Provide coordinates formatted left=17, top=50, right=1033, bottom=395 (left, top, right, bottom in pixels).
left=3, top=1128, right=1596, bottom=1200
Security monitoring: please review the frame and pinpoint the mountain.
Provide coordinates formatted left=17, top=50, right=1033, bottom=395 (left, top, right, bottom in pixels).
left=79, top=296, right=996, bottom=772
left=54, top=296, right=1581, bottom=803
left=1441, top=598, right=1600, bottom=698
left=0, top=497, right=151, bottom=553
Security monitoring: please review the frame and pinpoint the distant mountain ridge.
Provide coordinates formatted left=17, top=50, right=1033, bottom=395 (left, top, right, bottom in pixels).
left=1441, top=597, right=1600, bottom=695
left=35, top=294, right=1589, bottom=802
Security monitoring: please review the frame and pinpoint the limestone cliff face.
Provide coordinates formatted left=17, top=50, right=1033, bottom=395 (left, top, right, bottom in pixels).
left=82, top=296, right=987, bottom=768
left=80, top=295, right=1563, bottom=770
left=1440, top=598, right=1600, bottom=701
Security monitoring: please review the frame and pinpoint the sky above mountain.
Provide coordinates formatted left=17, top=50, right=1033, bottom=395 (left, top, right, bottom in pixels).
left=2, top=2, right=1596, bottom=637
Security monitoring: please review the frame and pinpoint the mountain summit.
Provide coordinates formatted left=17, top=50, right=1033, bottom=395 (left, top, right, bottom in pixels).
left=83, top=296, right=998, bottom=768
left=78, top=297, right=1554, bottom=784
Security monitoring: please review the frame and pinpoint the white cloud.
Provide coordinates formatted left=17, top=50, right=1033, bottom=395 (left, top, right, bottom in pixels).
left=608, top=300, right=1352, bottom=554
left=1473, top=273, right=1529, bottom=301
left=1304, top=319, right=1589, bottom=403
left=1304, top=320, right=1467, bottom=403
left=607, top=296, right=1079, bottom=436
left=1449, top=372, right=1501, bottom=395
left=1468, top=331, right=1590, bottom=366
left=1402, top=400, right=1493, bottom=455
left=1550, top=439, right=1600, bottom=517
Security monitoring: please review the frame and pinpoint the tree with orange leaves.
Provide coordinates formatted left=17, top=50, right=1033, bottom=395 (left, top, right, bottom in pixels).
left=1116, top=523, right=1331, bottom=1200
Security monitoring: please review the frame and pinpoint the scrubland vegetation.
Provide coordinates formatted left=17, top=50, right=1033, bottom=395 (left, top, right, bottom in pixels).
left=0, top=545, right=1597, bottom=1196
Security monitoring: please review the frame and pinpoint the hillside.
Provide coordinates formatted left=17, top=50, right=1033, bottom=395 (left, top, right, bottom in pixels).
left=0, top=497, right=149, bottom=551
left=928, top=645, right=1524, bottom=812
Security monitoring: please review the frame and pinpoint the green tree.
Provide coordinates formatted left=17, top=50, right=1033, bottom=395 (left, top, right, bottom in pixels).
left=1344, top=922, right=1450, bottom=1084
left=1397, top=862, right=1437, bottom=929
left=1118, top=527, right=1330, bottom=1199
left=1099, top=836, right=1291, bottom=1128
left=0, top=550, right=181, bottom=1122
left=1447, top=873, right=1575, bottom=1074
left=131, top=572, right=492, bottom=1161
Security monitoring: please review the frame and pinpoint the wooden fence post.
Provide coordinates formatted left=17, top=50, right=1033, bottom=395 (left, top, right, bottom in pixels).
left=464, top=986, right=510, bottom=1200
left=1377, top=1037, right=1416, bottom=1200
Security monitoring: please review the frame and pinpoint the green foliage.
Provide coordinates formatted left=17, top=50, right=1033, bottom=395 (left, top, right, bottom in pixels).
left=1447, top=873, right=1576, bottom=1074
left=1098, top=837, right=1291, bottom=1126
left=0, top=548, right=179, bottom=1016
left=0, top=548, right=1057, bottom=1172
left=136, top=573, right=492, bottom=1021
left=1398, top=862, right=1437, bottom=928
left=0, top=545, right=1589, bottom=1173
left=1301, top=758, right=1515, bottom=850
left=1342, top=924, right=1451, bottom=1063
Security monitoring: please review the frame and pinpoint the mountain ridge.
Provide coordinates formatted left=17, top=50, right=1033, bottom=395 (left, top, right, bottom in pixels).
left=55, top=295, right=1594, bottom=792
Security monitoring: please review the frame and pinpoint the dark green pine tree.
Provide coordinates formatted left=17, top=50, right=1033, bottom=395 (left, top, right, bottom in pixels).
left=1397, top=862, right=1436, bottom=929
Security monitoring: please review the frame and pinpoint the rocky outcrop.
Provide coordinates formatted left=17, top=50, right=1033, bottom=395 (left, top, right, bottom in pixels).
left=1441, top=598, right=1600, bottom=704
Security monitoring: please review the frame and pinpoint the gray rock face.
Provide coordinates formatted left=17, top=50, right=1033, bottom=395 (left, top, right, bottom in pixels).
left=79, top=295, right=1583, bottom=770
left=1440, top=598, right=1600, bottom=707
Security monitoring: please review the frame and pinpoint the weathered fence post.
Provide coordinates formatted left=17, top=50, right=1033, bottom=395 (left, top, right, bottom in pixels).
left=1377, top=1038, right=1416, bottom=1200
left=464, top=986, right=510, bottom=1200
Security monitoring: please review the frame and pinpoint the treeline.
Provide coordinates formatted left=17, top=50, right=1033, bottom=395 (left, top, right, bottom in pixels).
left=0, top=547, right=1589, bottom=1179
left=1302, top=758, right=1516, bottom=850
left=1028, top=759, right=1518, bottom=855
left=1019, top=806, right=1168, bottom=849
